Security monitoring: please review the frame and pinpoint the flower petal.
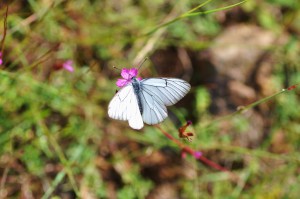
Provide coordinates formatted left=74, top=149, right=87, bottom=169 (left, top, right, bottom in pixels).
left=128, top=68, right=138, bottom=78
left=116, top=78, right=130, bottom=88
left=0, top=52, right=2, bottom=65
left=63, top=65, right=74, bottom=72
left=121, top=68, right=130, bottom=79
left=193, top=151, right=202, bottom=159
left=63, top=60, right=74, bottom=72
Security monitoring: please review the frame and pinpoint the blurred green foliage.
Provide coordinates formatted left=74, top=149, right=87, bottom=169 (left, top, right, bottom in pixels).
left=0, top=0, right=300, bottom=198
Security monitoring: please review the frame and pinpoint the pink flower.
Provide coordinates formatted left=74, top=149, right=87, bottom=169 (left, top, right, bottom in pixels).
left=0, top=52, right=3, bottom=65
left=63, top=60, right=74, bottom=72
left=193, top=151, right=202, bottom=159
left=116, top=68, right=142, bottom=88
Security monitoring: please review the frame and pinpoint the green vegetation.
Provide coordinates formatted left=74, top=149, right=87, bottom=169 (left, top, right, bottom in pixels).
left=0, top=0, right=300, bottom=198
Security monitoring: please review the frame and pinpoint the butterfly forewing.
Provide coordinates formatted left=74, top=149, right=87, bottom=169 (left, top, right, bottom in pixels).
left=141, top=78, right=191, bottom=105
left=140, top=78, right=191, bottom=125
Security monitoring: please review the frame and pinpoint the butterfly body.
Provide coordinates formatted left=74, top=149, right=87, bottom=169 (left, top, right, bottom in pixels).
left=108, top=68, right=191, bottom=130
left=131, top=77, right=143, bottom=115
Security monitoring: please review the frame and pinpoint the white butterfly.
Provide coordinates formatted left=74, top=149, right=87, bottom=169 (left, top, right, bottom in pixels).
left=108, top=68, right=191, bottom=130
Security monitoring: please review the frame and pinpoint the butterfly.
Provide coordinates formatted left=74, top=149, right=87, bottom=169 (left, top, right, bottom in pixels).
left=108, top=67, right=191, bottom=130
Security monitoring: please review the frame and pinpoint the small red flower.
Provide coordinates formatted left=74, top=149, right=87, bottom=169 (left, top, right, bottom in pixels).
left=287, top=84, right=299, bottom=91
left=53, top=60, right=74, bottom=72
left=178, top=121, right=194, bottom=141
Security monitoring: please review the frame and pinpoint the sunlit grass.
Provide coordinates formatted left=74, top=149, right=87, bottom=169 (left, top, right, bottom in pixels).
left=0, top=0, right=300, bottom=198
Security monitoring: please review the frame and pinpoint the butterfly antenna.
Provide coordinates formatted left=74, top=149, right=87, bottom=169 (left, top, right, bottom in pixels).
left=137, top=57, right=148, bottom=71
left=113, top=66, right=121, bottom=71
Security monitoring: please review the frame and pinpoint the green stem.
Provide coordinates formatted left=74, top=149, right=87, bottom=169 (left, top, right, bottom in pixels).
left=205, top=85, right=299, bottom=129
left=205, top=144, right=300, bottom=163
left=182, top=0, right=248, bottom=17
left=37, top=119, right=80, bottom=196
left=235, top=89, right=286, bottom=114
left=144, top=0, right=248, bottom=36
left=185, top=0, right=214, bottom=14
left=0, top=5, right=8, bottom=54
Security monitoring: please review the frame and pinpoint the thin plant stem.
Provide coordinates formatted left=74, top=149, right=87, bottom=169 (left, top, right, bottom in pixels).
left=42, top=171, right=66, bottom=199
left=186, top=0, right=214, bottom=14
left=21, top=48, right=54, bottom=72
left=205, top=83, right=300, bottom=129
left=0, top=167, right=9, bottom=198
left=37, top=118, right=80, bottom=196
left=155, top=125, right=239, bottom=181
left=0, top=4, right=8, bottom=54
left=182, top=0, right=249, bottom=17
left=144, top=0, right=248, bottom=36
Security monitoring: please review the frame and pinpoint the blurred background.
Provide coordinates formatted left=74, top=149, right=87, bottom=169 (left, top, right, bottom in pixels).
left=0, top=0, right=300, bottom=198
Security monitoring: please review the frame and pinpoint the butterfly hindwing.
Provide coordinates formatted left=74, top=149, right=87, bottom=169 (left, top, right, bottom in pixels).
left=139, top=87, right=168, bottom=125
left=108, top=84, right=144, bottom=129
